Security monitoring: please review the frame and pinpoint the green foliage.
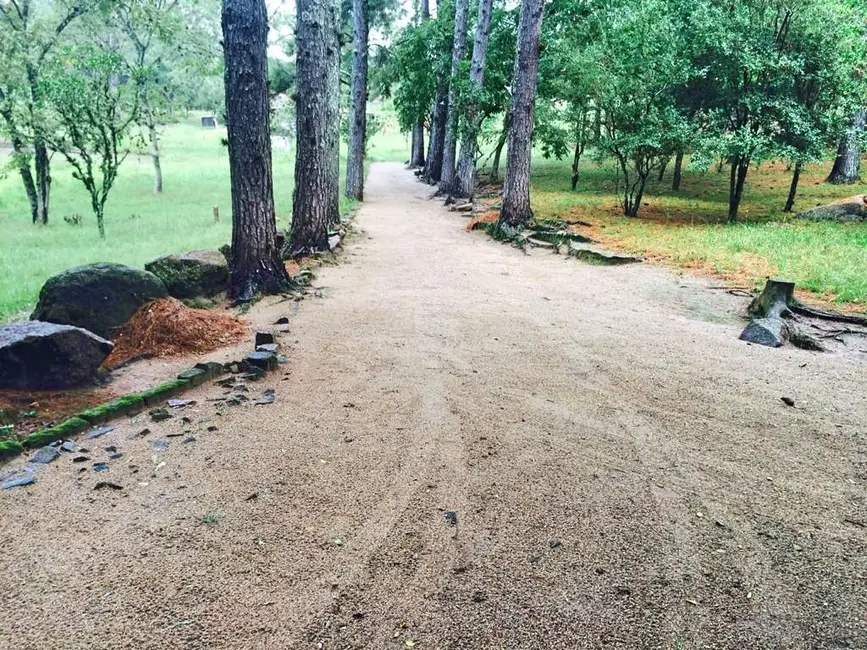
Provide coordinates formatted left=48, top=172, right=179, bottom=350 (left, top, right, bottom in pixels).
left=41, top=46, right=142, bottom=237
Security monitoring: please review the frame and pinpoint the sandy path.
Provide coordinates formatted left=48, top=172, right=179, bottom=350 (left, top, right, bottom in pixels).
left=1, top=162, right=866, bottom=650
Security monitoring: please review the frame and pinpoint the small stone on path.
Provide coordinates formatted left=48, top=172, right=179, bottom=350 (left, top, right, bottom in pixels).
left=93, top=462, right=109, bottom=472
left=85, top=426, right=114, bottom=439
left=28, top=446, right=60, bottom=464
left=94, top=481, right=123, bottom=491
left=149, top=408, right=172, bottom=422
left=2, top=475, right=35, bottom=489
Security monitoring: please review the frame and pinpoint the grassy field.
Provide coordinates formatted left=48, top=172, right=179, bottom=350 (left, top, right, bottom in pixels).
left=525, top=156, right=867, bottom=311
left=0, top=116, right=408, bottom=322
left=2, top=117, right=865, bottom=321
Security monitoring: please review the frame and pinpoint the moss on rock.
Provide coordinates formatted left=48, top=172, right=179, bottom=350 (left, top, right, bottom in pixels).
left=0, top=439, right=23, bottom=460
left=78, top=394, right=145, bottom=424
left=139, top=379, right=189, bottom=407
left=23, top=417, right=89, bottom=448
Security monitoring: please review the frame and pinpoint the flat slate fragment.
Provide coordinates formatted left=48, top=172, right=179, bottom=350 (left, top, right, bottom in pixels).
left=2, top=475, right=35, bottom=489
left=85, top=426, right=114, bottom=440
left=28, top=446, right=60, bottom=464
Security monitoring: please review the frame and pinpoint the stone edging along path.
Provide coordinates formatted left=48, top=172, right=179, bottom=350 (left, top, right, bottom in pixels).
left=0, top=352, right=281, bottom=465
left=0, top=215, right=356, bottom=468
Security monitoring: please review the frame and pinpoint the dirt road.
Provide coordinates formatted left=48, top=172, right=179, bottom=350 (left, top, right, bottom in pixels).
left=1, top=163, right=866, bottom=650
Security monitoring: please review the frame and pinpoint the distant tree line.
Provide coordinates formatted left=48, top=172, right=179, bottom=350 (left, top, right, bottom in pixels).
left=383, top=0, right=867, bottom=227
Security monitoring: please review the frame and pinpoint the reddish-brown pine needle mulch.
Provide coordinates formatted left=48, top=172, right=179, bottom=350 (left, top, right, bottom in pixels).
left=103, top=297, right=249, bottom=368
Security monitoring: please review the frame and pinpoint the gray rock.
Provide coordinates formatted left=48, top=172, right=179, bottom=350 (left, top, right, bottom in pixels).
left=30, top=263, right=168, bottom=339
left=797, top=197, right=867, bottom=222
left=144, top=250, right=228, bottom=299
left=85, top=425, right=114, bottom=439
left=0, top=321, right=113, bottom=389
left=2, top=475, right=35, bottom=489
left=739, top=317, right=787, bottom=347
left=246, top=351, right=277, bottom=371
left=149, top=408, right=172, bottom=422
left=93, top=462, right=109, bottom=472
left=60, top=441, right=80, bottom=453
left=28, top=446, right=60, bottom=464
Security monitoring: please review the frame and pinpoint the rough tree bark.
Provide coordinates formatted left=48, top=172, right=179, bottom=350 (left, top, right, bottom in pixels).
left=423, top=90, right=449, bottom=183
left=291, top=0, right=337, bottom=254
left=325, top=0, right=341, bottom=225
left=498, top=0, right=544, bottom=230
left=436, top=0, right=470, bottom=196
left=671, top=149, right=684, bottom=191
left=410, top=123, right=425, bottom=168
left=454, top=0, right=494, bottom=201
left=0, top=93, right=39, bottom=222
left=827, top=110, right=865, bottom=185
left=408, top=0, right=430, bottom=169
left=222, top=0, right=291, bottom=301
left=784, top=160, right=802, bottom=213
left=345, top=0, right=368, bottom=201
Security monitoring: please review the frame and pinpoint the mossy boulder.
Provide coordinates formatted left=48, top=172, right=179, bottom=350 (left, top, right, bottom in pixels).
left=145, top=250, right=228, bottom=299
left=0, top=321, right=112, bottom=389
left=30, top=263, right=168, bottom=339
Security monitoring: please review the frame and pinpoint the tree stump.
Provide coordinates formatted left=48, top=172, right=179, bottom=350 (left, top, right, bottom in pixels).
left=741, top=279, right=794, bottom=347
left=747, top=278, right=794, bottom=319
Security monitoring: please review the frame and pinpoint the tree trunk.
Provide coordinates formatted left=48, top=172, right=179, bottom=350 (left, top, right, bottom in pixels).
left=345, top=0, right=368, bottom=201
left=827, top=110, right=865, bottom=185
left=671, top=149, right=684, bottom=191
left=325, top=0, right=341, bottom=225
left=437, top=0, right=470, bottom=196
left=784, top=160, right=802, bottom=213
left=424, top=90, right=448, bottom=183
left=410, top=123, right=425, bottom=167
left=570, top=141, right=581, bottom=190
left=657, top=157, right=668, bottom=182
left=34, top=140, right=50, bottom=225
left=222, top=0, right=291, bottom=301
left=291, top=0, right=338, bottom=254
left=490, top=113, right=509, bottom=182
left=454, top=0, right=494, bottom=201
left=498, top=0, right=544, bottom=230
left=727, top=157, right=749, bottom=222
left=15, top=146, right=39, bottom=224
left=149, top=121, right=163, bottom=194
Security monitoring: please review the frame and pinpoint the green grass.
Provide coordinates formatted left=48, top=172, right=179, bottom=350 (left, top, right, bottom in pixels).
left=0, top=114, right=395, bottom=322
left=526, top=155, right=867, bottom=310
